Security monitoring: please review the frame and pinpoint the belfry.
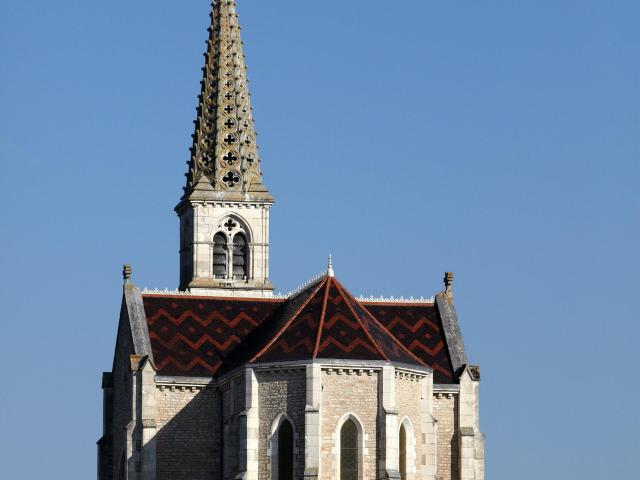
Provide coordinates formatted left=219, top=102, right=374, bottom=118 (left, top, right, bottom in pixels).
left=98, top=2, right=485, bottom=480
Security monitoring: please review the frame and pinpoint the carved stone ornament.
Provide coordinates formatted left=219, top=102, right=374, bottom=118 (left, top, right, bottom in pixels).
left=468, top=364, right=481, bottom=381
left=183, top=0, right=268, bottom=197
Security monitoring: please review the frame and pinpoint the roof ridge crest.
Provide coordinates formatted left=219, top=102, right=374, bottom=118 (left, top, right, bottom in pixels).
left=283, top=271, right=327, bottom=298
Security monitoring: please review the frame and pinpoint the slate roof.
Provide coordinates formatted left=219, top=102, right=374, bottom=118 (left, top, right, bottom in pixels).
left=142, top=275, right=458, bottom=383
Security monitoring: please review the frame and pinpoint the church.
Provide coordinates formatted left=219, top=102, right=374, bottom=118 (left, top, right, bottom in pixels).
left=97, top=1, right=484, bottom=479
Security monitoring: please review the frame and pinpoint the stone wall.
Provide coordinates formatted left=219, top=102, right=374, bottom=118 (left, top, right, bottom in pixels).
left=155, top=385, right=220, bottom=480
left=256, top=369, right=306, bottom=480
left=433, top=393, right=458, bottom=480
left=219, top=374, right=247, bottom=479
left=179, top=202, right=272, bottom=296
left=320, top=369, right=379, bottom=480
left=396, top=374, right=426, bottom=478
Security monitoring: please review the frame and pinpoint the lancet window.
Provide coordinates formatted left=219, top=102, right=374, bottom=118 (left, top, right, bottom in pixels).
left=398, top=417, right=415, bottom=480
left=233, top=233, right=248, bottom=279
left=213, top=233, right=228, bottom=279
left=400, top=423, right=408, bottom=480
left=340, top=419, right=359, bottom=480
left=276, top=419, right=294, bottom=480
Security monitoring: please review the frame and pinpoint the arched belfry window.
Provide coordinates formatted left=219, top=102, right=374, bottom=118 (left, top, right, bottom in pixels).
left=340, top=419, right=359, bottom=480
left=277, top=419, right=294, bottom=480
left=232, top=233, right=247, bottom=280
left=213, top=233, right=228, bottom=279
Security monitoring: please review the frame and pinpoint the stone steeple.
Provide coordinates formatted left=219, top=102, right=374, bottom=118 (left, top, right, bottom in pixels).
left=176, top=0, right=274, bottom=297
left=183, top=0, right=272, bottom=202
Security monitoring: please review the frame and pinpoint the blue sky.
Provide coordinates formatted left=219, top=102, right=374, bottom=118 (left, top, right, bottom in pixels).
left=1, top=0, right=638, bottom=478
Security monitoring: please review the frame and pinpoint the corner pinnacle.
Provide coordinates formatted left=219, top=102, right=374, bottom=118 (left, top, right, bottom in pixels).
left=123, top=264, right=132, bottom=285
left=444, top=271, right=454, bottom=297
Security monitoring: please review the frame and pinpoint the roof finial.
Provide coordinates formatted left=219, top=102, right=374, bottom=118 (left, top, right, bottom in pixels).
left=123, top=264, right=132, bottom=285
left=327, top=255, right=335, bottom=278
left=444, top=271, right=454, bottom=298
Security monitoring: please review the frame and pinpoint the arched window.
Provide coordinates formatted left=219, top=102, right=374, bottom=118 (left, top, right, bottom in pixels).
left=398, top=418, right=415, bottom=480
left=399, top=423, right=408, bottom=480
left=277, top=419, right=294, bottom=480
left=213, top=233, right=228, bottom=279
left=340, top=419, right=359, bottom=480
left=232, top=233, right=247, bottom=280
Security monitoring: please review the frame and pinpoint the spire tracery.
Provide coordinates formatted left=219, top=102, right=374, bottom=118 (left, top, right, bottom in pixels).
left=184, top=0, right=269, bottom=199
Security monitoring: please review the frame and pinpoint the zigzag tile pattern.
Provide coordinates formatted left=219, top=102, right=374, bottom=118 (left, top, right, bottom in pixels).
left=315, top=282, right=382, bottom=360
left=253, top=283, right=324, bottom=362
left=253, top=277, right=425, bottom=366
left=142, top=278, right=457, bottom=384
left=144, top=296, right=282, bottom=376
left=364, top=303, right=455, bottom=383
left=341, top=292, right=420, bottom=365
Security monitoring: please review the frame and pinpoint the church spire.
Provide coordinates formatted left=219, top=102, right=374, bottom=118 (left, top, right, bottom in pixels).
left=184, top=0, right=271, bottom=201
left=176, top=0, right=274, bottom=297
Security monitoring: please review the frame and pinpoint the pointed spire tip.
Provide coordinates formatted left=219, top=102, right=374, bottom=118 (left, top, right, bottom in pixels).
left=327, top=255, right=335, bottom=278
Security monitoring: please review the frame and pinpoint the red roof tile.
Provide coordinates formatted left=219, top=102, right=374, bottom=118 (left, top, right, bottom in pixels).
left=363, top=302, right=455, bottom=383
left=252, top=276, right=425, bottom=366
left=142, top=277, right=457, bottom=383
left=143, top=295, right=282, bottom=376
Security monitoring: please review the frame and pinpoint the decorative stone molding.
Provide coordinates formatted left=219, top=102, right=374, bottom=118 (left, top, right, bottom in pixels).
left=468, top=365, right=481, bottom=381
left=324, top=367, right=376, bottom=376
left=157, top=384, right=209, bottom=393
left=183, top=0, right=268, bottom=197
left=356, top=295, right=435, bottom=304
left=256, top=367, right=305, bottom=375
left=435, top=393, right=455, bottom=399
left=394, top=371, right=426, bottom=382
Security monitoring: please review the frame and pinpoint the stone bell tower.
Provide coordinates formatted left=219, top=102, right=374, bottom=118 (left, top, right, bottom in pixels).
left=175, top=0, right=274, bottom=297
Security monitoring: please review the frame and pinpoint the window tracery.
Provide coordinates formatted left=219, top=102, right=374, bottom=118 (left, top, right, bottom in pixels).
left=212, top=217, right=250, bottom=281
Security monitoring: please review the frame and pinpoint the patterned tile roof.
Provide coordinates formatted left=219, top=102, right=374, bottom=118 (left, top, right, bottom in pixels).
left=143, top=295, right=283, bottom=376
left=251, top=276, right=424, bottom=366
left=143, top=276, right=457, bottom=382
left=363, top=303, right=455, bottom=384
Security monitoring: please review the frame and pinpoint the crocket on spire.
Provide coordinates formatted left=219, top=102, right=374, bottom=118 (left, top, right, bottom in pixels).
left=184, top=0, right=271, bottom=201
